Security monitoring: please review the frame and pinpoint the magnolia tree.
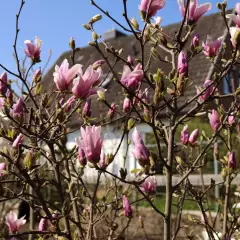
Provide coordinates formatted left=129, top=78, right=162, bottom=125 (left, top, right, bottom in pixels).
left=0, top=0, right=240, bottom=239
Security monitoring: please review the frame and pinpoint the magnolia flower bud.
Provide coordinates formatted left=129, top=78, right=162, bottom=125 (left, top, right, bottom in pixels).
left=181, top=125, right=189, bottom=145
left=122, top=195, right=132, bottom=218
left=108, top=103, right=117, bottom=120
left=97, top=90, right=105, bottom=101
left=0, top=162, right=6, bottom=177
left=123, top=97, right=131, bottom=113
left=228, top=151, right=236, bottom=169
left=38, top=218, right=48, bottom=231
left=90, top=14, right=102, bottom=24
left=131, top=17, right=139, bottom=30
left=82, top=99, right=91, bottom=118
left=69, top=37, right=76, bottom=50
left=188, top=129, right=199, bottom=145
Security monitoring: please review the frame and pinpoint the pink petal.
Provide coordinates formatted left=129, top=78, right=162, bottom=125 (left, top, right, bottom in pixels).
left=193, top=3, right=212, bottom=21
left=66, top=64, right=83, bottom=85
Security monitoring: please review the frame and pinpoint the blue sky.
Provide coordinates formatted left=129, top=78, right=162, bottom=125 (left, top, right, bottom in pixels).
left=0, top=0, right=236, bottom=75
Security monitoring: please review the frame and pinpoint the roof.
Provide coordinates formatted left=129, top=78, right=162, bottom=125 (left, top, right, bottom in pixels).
left=42, top=10, right=233, bottom=128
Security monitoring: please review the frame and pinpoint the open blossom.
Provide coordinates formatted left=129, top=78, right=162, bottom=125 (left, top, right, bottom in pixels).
left=24, top=36, right=42, bottom=61
left=72, top=65, right=103, bottom=99
left=226, top=3, right=240, bottom=27
left=188, top=129, right=199, bottom=145
left=229, top=27, right=240, bottom=49
left=120, top=64, right=143, bottom=92
left=208, top=109, right=220, bottom=132
left=178, top=0, right=211, bottom=24
left=228, top=151, right=236, bottom=169
left=197, top=80, right=214, bottom=101
left=181, top=125, right=189, bottom=145
left=38, top=218, right=48, bottom=231
left=12, top=98, right=24, bottom=118
left=202, top=36, right=223, bottom=57
left=141, top=176, right=157, bottom=195
left=53, top=59, right=82, bottom=91
left=178, top=51, right=188, bottom=77
left=12, top=133, right=24, bottom=148
left=0, top=71, right=8, bottom=95
left=0, top=162, right=6, bottom=177
left=132, top=128, right=149, bottom=167
left=123, top=97, right=131, bottom=113
left=6, top=211, right=26, bottom=233
left=122, top=195, right=132, bottom=218
left=76, top=126, right=103, bottom=164
left=139, top=0, right=166, bottom=18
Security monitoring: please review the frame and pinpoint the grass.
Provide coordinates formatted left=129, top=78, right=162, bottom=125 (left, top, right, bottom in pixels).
left=137, top=193, right=216, bottom=214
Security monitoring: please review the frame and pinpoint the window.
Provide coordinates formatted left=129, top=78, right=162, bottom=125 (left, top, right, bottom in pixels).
left=223, top=73, right=231, bottom=94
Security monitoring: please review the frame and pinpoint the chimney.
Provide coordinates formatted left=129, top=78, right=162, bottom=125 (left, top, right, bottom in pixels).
left=104, top=29, right=126, bottom=41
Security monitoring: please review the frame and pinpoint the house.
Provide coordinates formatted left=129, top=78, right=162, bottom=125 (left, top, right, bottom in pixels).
left=42, top=10, right=238, bottom=181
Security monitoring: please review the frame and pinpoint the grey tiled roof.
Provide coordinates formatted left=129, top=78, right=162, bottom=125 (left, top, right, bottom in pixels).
left=42, top=10, right=233, bottom=127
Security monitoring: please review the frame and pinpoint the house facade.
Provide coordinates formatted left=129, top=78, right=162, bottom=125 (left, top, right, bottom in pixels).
left=42, top=10, right=238, bottom=181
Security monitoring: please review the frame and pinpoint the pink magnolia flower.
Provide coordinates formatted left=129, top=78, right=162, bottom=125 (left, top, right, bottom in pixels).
left=78, top=148, right=86, bottom=166
left=141, top=176, right=157, bottom=195
left=120, top=64, right=143, bottom=92
left=0, top=71, right=8, bottom=95
left=229, top=27, right=240, bottom=49
left=33, top=68, right=41, bottom=82
left=108, top=103, right=117, bottom=119
left=228, top=151, right=236, bottom=169
left=0, top=97, right=5, bottom=110
left=12, top=133, right=24, bottom=148
left=5, top=211, right=26, bottom=233
left=132, top=127, right=150, bottom=167
left=0, top=162, right=6, bottom=177
left=178, top=51, right=188, bottom=77
left=76, top=126, right=103, bottom=164
left=92, top=59, right=105, bottom=70
left=226, top=3, right=240, bottom=27
left=208, top=109, right=221, bottom=132
left=139, top=0, right=166, bottom=18
left=188, top=129, right=199, bottom=145
left=98, top=151, right=107, bottom=169
left=65, top=96, right=76, bottom=112
left=53, top=59, right=82, bottom=91
left=122, top=195, right=132, bottom=218
left=178, top=0, right=211, bottom=24
left=24, top=36, right=42, bottom=61
left=191, top=35, right=200, bottom=48
left=197, top=80, right=214, bottom=101
left=72, top=65, right=103, bottom=99
left=127, top=56, right=134, bottom=66
left=82, top=99, right=91, bottom=118
left=181, top=125, right=189, bottom=145
left=228, top=114, right=235, bottom=125
left=202, top=36, right=223, bottom=57
left=38, top=218, right=48, bottom=231
left=12, top=98, right=24, bottom=118
left=154, top=16, right=162, bottom=26
left=123, top=97, right=131, bottom=113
